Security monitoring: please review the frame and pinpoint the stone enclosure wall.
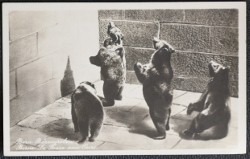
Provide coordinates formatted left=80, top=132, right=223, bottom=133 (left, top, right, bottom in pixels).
left=98, top=9, right=238, bottom=97
left=9, top=11, right=100, bottom=126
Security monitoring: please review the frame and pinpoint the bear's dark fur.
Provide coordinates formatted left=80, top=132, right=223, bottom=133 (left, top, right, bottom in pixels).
left=182, top=61, right=231, bottom=140
left=134, top=37, right=175, bottom=140
left=71, top=81, right=104, bottom=143
left=89, top=47, right=126, bottom=106
left=105, top=21, right=124, bottom=47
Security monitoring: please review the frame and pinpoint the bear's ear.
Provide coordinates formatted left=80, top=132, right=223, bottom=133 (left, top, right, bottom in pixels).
left=115, top=47, right=124, bottom=58
left=168, top=47, right=175, bottom=53
left=109, top=21, right=115, bottom=28
left=163, top=45, right=175, bottom=53
left=83, top=81, right=95, bottom=89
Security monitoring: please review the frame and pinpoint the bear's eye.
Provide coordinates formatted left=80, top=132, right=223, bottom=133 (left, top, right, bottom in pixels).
left=213, top=65, right=219, bottom=70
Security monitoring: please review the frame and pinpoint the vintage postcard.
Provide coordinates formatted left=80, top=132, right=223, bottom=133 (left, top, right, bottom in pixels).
left=3, top=2, right=246, bottom=156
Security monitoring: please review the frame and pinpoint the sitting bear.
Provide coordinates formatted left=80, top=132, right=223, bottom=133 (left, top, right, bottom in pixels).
left=134, top=37, right=175, bottom=140
left=71, top=81, right=104, bottom=143
left=89, top=47, right=126, bottom=106
left=182, top=61, right=231, bottom=140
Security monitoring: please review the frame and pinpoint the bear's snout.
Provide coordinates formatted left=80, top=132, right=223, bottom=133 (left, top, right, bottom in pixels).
left=89, top=56, right=101, bottom=66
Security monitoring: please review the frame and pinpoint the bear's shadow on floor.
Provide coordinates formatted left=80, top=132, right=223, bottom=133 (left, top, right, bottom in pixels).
left=105, top=106, right=158, bottom=138
left=106, top=105, right=195, bottom=139
left=38, top=118, right=78, bottom=141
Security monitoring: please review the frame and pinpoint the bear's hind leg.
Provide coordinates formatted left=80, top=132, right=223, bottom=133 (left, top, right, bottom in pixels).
left=71, top=96, right=79, bottom=132
left=166, top=108, right=171, bottom=131
left=77, top=119, right=89, bottom=143
left=89, top=119, right=103, bottom=142
left=103, top=82, right=118, bottom=106
left=150, top=111, right=166, bottom=140
left=115, top=86, right=124, bottom=100
left=194, top=124, right=228, bottom=140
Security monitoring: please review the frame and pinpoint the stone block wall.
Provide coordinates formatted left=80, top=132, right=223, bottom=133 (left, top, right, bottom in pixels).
left=9, top=11, right=100, bottom=126
left=98, top=9, right=238, bottom=97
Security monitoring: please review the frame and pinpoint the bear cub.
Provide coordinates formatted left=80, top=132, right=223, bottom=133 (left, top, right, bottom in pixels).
left=134, top=37, right=175, bottom=140
left=71, top=81, right=104, bottom=143
left=90, top=47, right=126, bottom=106
left=182, top=61, right=231, bottom=140
left=90, top=22, right=126, bottom=107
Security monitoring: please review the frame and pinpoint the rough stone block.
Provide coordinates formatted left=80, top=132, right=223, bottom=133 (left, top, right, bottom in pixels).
left=171, top=51, right=238, bottom=82
left=17, top=57, right=53, bottom=95
left=172, top=91, right=203, bottom=107
left=125, top=9, right=184, bottom=22
left=173, top=134, right=237, bottom=149
left=10, top=79, right=61, bottom=126
left=184, top=9, right=238, bottom=27
left=35, top=98, right=71, bottom=119
left=9, top=11, right=57, bottom=41
left=125, top=47, right=154, bottom=70
left=99, top=20, right=159, bottom=48
left=160, top=24, right=210, bottom=53
left=10, top=34, right=38, bottom=70
left=173, top=76, right=238, bottom=97
left=17, top=114, right=58, bottom=129
left=10, top=71, right=16, bottom=100
left=98, top=125, right=180, bottom=149
left=210, top=27, right=238, bottom=55
left=98, top=10, right=124, bottom=20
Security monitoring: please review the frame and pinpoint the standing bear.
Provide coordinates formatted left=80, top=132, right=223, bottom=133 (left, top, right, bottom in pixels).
left=181, top=61, right=231, bottom=140
left=90, top=22, right=126, bottom=107
left=71, top=81, right=104, bottom=143
left=134, top=37, right=175, bottom=139
left=90, top=47, right=126, bottom=106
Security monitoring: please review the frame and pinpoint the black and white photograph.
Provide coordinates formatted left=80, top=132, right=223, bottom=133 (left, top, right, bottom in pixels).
left=2, top=2, right=246, bottom=156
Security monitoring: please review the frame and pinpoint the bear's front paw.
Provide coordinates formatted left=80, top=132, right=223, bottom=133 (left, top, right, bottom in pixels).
left=134, top=62, right=142, bottom=71
left=187, top=103, right=194, bottom=115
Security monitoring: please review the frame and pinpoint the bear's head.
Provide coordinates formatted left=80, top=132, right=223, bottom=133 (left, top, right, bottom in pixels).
left=208, top=61, right=229, bottom=78
left=74, top=81, right=97, bottom=98
left=89, top=47, right=124, bottom=67
left=107, top=22, right=124, bottom=45
left=151, top=37, right=175, bottom=66
left=208, top=61, right=230, bottom=94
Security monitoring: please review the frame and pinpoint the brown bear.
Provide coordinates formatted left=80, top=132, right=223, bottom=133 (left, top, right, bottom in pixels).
left=71, top=81, right=104, bottom=143
left=89, top=47, right=126, bottom=106
left=134, top=37, right=175, bottom=140
left=182, top=61, right=231, bottom=140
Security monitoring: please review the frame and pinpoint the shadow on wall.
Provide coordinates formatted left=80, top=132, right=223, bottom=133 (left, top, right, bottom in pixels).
left=60, top=56, right=75, bottom=97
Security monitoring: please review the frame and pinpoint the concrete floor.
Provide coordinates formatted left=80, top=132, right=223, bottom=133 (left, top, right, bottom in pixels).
left=10, top=80, right=238, bottom=151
